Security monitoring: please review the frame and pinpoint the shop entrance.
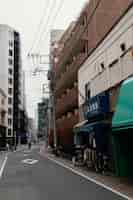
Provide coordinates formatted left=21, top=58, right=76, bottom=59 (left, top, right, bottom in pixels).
left=113, top=129, right=133, bottom=177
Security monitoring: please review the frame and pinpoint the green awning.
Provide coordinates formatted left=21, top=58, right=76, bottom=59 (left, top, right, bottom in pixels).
left=112, top=77, right=133, bottom=132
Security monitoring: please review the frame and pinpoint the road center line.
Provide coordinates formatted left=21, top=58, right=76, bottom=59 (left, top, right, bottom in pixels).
left=0, top=156, right=8, bottom=179
left=48, top=157, right=132, bottom=200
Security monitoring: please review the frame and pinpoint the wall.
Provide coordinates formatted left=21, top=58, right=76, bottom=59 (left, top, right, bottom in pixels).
left=0, top=91, right=7, bottom=127
left=79, top=5, right=133, bottom=106
left=0, top=25, right=14, bottom=137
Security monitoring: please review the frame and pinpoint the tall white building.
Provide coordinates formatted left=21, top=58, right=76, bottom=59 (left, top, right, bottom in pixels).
left=0, top=25, right=22, bottom=144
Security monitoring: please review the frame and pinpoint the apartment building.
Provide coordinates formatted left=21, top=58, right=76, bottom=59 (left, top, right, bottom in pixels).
left=0, top=89, right=7, bottom=148
left=53, top=17, right=88, bottom=153
left=0, top=25, right=22, bottom=145
left=48, top=29, right=64, bottom=147
left=37, top=98, right=49, bottom=139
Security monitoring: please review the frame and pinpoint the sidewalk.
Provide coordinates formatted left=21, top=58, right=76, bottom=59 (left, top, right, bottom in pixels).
left=40, top=148, right=133, bottom=200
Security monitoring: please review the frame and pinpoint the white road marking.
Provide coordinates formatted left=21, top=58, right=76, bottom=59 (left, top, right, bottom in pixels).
left=23, top=154, right=29, bottom=157
left=0, top=156, right=8, bottom=179
left=21, top=158, right=38, bottom=165
left=23, top=150, right=31, bottom=153
left=48, top=157, right=132, bottom=200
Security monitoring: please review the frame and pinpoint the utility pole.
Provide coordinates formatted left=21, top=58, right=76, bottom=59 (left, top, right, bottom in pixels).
left=27, top=53, right=57, bottom=149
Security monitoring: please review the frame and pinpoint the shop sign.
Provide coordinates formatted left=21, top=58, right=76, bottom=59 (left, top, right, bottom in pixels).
left=84, top=91, right=109, bottom=119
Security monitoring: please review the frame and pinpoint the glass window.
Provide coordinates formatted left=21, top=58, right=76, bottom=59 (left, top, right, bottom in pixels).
left=8, top=68, right=13, bottom=75
left=8, top=129, right=12, bottom=136
left=8, top=108, right=12, bottom=115
left=85, top=83, right=90, bottom=101
left=9, top=49, right=13, bottom=56
left=8, top=78, right=13, bottom=84
left=8, top=59, right=13, bottom=65
left=8, top=88, right=12, bottom=95
left=9, top=41, right=13, bottom=47
left=8, top=97, right=12, bottom=104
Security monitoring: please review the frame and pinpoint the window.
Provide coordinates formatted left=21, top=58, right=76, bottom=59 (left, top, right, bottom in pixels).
left=100, top=62, right=105, bottom=70
left=9, top=41, right=13, bottom=47
left=85, top=83, right=90, bottom=101
left=8, top=58, right=13, bottom=65
left=8, top=68, right=13, bottom=75
left=8, top=97, right=12, bottom=104
left=8, top=108, right=12, bottom=115
left=8, top=129, right=12, bottom=136
left=8, top=118, right=12, bottom=125
left=9, top=49, right=13, bottom=56
left=8, top=78, right=13, bottom=84
left=8, top=88, right=12, bottom=95
left=120, top=43, right=126, bottom=52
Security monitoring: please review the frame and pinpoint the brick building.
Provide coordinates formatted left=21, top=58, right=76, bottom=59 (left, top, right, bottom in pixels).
left=49, top=0, right=133, bottom=155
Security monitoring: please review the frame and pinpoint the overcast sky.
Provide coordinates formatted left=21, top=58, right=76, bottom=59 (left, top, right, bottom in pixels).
left=0, top=0, right=87, bottom=119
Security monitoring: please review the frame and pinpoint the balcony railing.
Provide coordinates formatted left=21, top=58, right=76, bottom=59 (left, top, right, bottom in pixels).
left=56, top=113, right=79, bottom=144
left=55, top=53, right=86, bottom=96
left=56, top=86, right=78, bottom=118
left=56, top=24, right=86, bottom=75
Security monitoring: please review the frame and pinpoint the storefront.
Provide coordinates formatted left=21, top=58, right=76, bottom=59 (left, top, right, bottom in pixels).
left=73, top=91, right=110, bottom=170
left=112, top=77, right=133, bottom=177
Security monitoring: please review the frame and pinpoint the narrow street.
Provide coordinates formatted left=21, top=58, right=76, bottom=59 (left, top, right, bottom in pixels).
left=0, top=145, right=128, bottom=200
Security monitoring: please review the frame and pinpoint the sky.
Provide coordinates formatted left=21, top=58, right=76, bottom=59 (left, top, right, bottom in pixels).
left=0, top=0, right=87, bottom=119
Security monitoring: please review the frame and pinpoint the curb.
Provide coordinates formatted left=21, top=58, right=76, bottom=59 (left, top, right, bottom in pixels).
left=42, top=153, right=133, bottom=200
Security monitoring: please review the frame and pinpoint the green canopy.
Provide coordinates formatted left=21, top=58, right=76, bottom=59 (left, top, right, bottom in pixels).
left=112, top=77, right=133, bottom=132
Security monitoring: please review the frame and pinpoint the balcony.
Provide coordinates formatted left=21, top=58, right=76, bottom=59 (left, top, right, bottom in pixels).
left=56, top=113, right=79, bottom=146
left=56, top=24, right=86, bottom=75
left=56, top=86, right=78, bottom=118
left=55, top=53, right=86, bottom=96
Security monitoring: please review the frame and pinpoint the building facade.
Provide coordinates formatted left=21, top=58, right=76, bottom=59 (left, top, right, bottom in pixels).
left=37, top=98, right=49, bottom=140
left=78, top=1, right=133, bottom=117
left=0, top=89, right=7, bottom=148
left=0, top=25, right=22, bottom=145
left=76, top=0, right=133, bottom=174
left=52, top=18, right=88, bottom=153
left=48, top=29, right=64, bottom=147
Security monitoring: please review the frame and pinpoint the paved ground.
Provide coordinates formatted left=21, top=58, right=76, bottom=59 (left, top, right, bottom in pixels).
left=0, top=145, right=129, bottom=200
left=0, top=152, right=7, bottom=170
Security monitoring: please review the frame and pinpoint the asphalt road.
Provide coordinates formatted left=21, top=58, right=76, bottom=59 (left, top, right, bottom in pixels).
left=0, top=146, right=128, bottom=200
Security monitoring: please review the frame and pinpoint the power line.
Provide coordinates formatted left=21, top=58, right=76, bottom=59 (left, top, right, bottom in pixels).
left=38, top=0, right=65, bottom=52
left=28, top=0, right=56, bottom=55
left=35, top=0, right=58, bottom=53
left=28, top=0, right=51, bottom=55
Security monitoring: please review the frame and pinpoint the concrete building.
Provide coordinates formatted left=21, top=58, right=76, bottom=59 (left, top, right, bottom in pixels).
left=19, top=71, right=28, bottom=144
left=28, top=118, right=37, bottom=142
left=0, top=89, right=7, bottom=148
left=78, top=0, right=133, bottom=120
left=0, top=25, right=22, bottom=145
left=37, top=98, right=49, bottom=140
